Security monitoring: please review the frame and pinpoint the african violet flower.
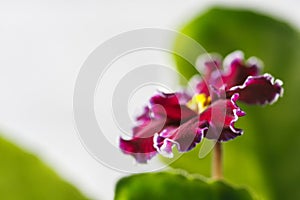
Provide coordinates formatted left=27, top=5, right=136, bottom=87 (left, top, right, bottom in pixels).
left=120, top=51, right=283, bottom=163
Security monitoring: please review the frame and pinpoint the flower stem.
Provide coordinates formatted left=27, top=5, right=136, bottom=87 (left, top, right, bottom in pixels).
left=212, top=142, right=222, bottom=180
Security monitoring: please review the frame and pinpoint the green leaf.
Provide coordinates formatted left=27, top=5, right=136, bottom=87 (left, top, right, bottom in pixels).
left=114, top=172, right=254, bottom=200
left=0, top=135, right=89, bottom=200
left=167, top=6, right=300, bottom=200
left=174, top=6, right=298, bottom=82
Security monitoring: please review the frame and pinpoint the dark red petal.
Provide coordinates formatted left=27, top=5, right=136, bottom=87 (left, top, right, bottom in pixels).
left=153, top=126, right=177, bottom=157
left=119, top=119, right=166, bottom=163
left=200, top=94, right=245, bottom=142
left=228, top=74, right=283, bottom=105
left=220, top=127, right=243, bottom=141
left=132, top=118, right=166, bottom=138
left=195, top=78, right=210, bottom=96
left=172, top=117, right=207, bottom=151
left=136, top=106, right=151, bottom=121
left=222, top=51, right=261, bottom=89
left=196, top=54, right=222, bottom=79
left=120, top=136, right=157, bottom=163
left=150, top=92, right=197, bottom=122
left=154, top=117, right=208, bottom=156
left=119, top=91, right=197, bottom=163
left=195, top=54, right=222, bottom=96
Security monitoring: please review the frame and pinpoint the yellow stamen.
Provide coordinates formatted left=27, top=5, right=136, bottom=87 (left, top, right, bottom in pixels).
left=186, top=94, right=211, bottom=114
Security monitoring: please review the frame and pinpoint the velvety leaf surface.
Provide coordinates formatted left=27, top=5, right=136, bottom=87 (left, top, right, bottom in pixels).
left=0, top=135, right=89, bottom=200
left=166, top=6, right=300, bottom=200
left=115, top=172, right=253, bottom=200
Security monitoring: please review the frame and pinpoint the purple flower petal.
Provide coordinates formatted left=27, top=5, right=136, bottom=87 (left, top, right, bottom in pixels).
left=222, top=51, right=261, bottom=89
left=200, top=94, right=245, bottom=142
left=150, top=92, right=197, bottom=122
left=195, top=54, right=223, bottom=96
left=196, top=54, right=222, bottom=79
left=154, top=117, right=208, bottom=157
left=153, top=126, right=177, bottom=158
left=119, top=91, right=197, bottom=163
left=228, top=73, right=283, bottom=105
left=119, top=119, right=166, bottom=163
left=120, top=136, right=157, bottom=163
left=135, top=106, right=151, bottom=122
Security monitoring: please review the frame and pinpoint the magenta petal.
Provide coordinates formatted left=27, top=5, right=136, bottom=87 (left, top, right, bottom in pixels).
left=217, top=127, right=243, bottom=141
left=196, top=54, right=222, bottom=77
left=195, top=78, right=210, bottom=96
left=154, top=117, right=208, bottom=156
left=135, top=106, right=151, bottom=121
left=120, top=136, right=157, bottom=163
left=200, top=94, right=245, bottom=142
left=153, top=127, right=177, bottom=157
left=222, top=51, right=261, bottom=89
left=172, top=117, right=207, bottom=151
left=119, top=117, right=167, bottom=163
left=119, top=91, right=197, bottom=163
left=150, top=92, right=197, bottom=122
left=195, top=55, right=223, bottom=96
left=228, top=73, right=283, bottom=105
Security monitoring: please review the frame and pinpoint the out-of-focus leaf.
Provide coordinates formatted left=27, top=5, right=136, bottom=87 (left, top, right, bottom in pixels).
left=0, top=135, right=89, bottom=200
left=174, top=7, right=298, bottom=81
left=165, top=6, right=300, bottom=200
left=114, top=172, right=254, bottom=200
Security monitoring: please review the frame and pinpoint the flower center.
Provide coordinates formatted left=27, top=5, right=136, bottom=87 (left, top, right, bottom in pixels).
left=186, top=94, right=211, bottom=114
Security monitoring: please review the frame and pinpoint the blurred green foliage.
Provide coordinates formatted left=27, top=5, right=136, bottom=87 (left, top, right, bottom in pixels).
left=0, top=135, right=89, bottom=200
left=164, top=6, right=300, bottom=200
left=115, top=172, right=253, bottom=200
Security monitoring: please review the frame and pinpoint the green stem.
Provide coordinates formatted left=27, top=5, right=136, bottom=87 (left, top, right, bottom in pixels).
left=212, top=142, right=222, bottom=180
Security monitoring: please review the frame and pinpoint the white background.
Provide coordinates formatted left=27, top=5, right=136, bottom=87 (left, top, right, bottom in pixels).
left=0, top=0, right=299, bottom=199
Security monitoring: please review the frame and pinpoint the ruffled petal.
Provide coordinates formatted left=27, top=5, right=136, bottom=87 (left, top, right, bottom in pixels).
left=222, top=51, right=261, bottom=89
left=150, top=92, right=197, bottom=122
left=195, top=51, right=261, bottom=97
left=195, top=77, right=210, bottom=96
left=135, top=106, right=152, bottom=122
left=172, top=118, right=207, bottom=151
left=195, top=55, right=222, bottom=96
left=120, top=136, right=157, bottom=163
left=228, top=73, right=283, bottom=105
left=119, top=119, right=166, bottom=163
left=153, top=126, right=177, bottom=158
left=200, top=94, right=245, bottom=142
left=119, top=91, right=197, bottom=163
left=196, top=54, right=222, bottom=79
left=154, top=117, right=208, bottom=157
